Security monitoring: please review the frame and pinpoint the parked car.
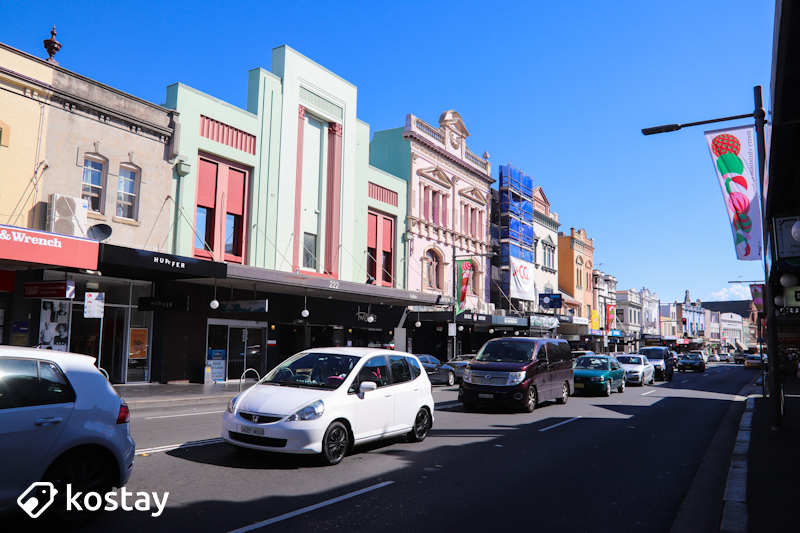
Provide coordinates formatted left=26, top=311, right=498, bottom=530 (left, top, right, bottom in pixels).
left=417, top=354, right=457, bottom=386
left=0, top=346, right=135, bottom=525
left=708, top=353, right=721, bottom=362
left=573, top=355, right=626, bottom=395
left=639, top=346, right=674, bottom=381
left=689, top=349, right=708, bottom=364
left=444, top=354, right=475, bottom=383
left=222, top=348, right=434, bottom=466
left=678, top=353, right=705, bottom=372
left=719, top=352, right=731, bottom=363
left=459, top=338, right=573, bottom=412
left=745, top=354, right=764, bottom=369
left=615, top=354, right=655, bottom=386
left=734, top=352, right=746, bottom=364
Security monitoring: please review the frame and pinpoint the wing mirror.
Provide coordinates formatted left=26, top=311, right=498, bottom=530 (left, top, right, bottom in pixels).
left=359, top=381, right=377, bottom=393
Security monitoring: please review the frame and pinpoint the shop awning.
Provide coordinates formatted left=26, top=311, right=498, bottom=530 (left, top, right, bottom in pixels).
left=0, top=224, right=98, bottom=270
left=98, top=244, right=226, bottom=280
left=735, top=339, right=748, bottom=351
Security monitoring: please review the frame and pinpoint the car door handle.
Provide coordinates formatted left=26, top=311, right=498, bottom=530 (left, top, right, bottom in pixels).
left=35, top=417, right=63, bottom=426
left=384, top=392, right=393, bottom=398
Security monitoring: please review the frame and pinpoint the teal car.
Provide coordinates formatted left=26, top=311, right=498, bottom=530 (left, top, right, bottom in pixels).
left=572, top=355, right=626, bottom=396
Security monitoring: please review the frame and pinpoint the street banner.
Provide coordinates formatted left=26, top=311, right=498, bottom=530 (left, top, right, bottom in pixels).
left=605, top=304, right=616, bottom=331
left=456, top=260, right=473, bottom=314
left=750, top=284, right=764, bottom=313
left=509, top=256, right=536, bottom=301
left=705, top=126, right=763, bottom=260
left=591, top=309, right=600, bottom=330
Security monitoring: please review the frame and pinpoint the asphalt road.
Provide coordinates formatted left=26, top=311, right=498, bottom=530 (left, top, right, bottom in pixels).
left=9, top=362, right=757, bottom=532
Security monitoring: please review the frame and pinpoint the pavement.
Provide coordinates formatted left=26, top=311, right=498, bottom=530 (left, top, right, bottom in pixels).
left=113, top=368, right=800, bottom=532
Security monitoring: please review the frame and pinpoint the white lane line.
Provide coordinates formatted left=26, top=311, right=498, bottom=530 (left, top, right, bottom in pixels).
left=144, top=410, right=224, bottom=420
left=136, top=437, right=224, bottom=455
left=641, top=390, right=656, bottom=396
left=539, top=416, right=581, bottom=432
left=226, top=481, right=395, bottom=533
left=681, top=380, right=690, bottom=383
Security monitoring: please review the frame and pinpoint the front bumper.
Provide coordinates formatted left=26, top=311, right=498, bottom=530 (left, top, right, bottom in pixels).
left=573, top=380, right=608, bottom=392
left=221, top=411, right=329, bottom=454
left=459, top=382, right=527, bottom=405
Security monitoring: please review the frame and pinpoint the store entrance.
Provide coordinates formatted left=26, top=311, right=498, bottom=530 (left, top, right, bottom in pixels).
left=207, top=320, right=268, bottom=381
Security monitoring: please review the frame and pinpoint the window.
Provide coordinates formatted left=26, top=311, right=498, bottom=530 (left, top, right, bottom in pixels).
left=82, top=158, right=105, bottom=213
left=0, top=358, right=39, bottom=409
left=195, top=206, right=213, bottom=250
left=303, top=233, right=317, bottom=269
left=407, top=357, right=421, bottom=379
left=226, top=214, right=242, bottom=255
left=425, top=249, right=442, bottom=290
left=195, top=153, right=249, bottom=262
left=367, top=210, right=395, bottom=287
left=116, top=167, right=139, bottom=219
left=359, top=356, right=388, bottom=388
left=39, top=361, right=75, bottom=405
left=389, top=356, right=412, bottom=384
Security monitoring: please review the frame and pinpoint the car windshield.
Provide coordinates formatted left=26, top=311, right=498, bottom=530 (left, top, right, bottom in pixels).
left=574, top=357, right=610, bottom=370
left=639, top=349, right=664, bottom=360
left=476, top=341, right=534, bottom=363
left=261, top=352, right=359, bottom=389
left=616, top=356, right=642, bottom=365
left=684, top=354, right=701, bottom=360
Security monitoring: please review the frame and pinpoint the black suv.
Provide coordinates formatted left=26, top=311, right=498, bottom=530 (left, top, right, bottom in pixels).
left=638, top=346, right=674, bottom=381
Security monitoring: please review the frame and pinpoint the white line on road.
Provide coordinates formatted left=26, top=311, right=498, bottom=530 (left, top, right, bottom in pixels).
left=681, top=380, right=689, bottom=383
left=144, top=410, right=225, bottom=420
left=641, top=390, right=656, bottom=396
left=136, top=437, right=224, bottom=455
left=539, top=417, right=581, bottom=432
left=226, top=481, right=395, bottom=533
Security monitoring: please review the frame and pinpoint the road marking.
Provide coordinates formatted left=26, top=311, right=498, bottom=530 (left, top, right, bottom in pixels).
left=226, top=481, right=395, bottom=532
left=641, top=390, right=656, bottom=396
left=144, top=410, right=225, bottom=420
left=681, top=380, right=689, bottom=383
left=539, top=417, right=581, bottom=432
left=136, top=438, right=224, bottom=455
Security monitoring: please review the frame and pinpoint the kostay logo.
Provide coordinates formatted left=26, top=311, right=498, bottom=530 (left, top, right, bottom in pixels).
left=18, top=482, right=169, bottom=518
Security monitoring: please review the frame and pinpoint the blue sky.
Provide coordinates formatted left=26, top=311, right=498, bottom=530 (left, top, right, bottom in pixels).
left=0, top=0, right=774, bottom=303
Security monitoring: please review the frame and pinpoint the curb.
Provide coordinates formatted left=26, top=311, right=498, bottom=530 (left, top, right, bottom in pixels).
left=123, top=395, right=236, bottom=410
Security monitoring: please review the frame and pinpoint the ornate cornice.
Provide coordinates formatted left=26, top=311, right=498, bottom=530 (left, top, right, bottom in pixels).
left=534, top=210, right=561, bottom=231
left=407, top=136, right=493, bottom=186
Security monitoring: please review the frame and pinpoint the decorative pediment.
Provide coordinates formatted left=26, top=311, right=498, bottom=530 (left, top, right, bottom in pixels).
left=439, top=110, right=470, bottom=138
left=532, top=186, right=550, bottom=206
left=417, top=166, right=452, bottom=188
left=459, top=186, right=487, bottom=205
left=542, top=234, right=555, bottom=247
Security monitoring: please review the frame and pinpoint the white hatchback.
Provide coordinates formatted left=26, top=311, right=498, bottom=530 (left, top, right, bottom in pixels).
left=0, top=346, right=135, bottom=525
left=222, top=347, right=434, bottom=465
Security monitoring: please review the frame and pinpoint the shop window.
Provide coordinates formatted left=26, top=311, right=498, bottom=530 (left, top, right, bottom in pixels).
left=116, top=166, right=139, bottom=220
left=82, top=157, right=106, bottom=213
left=367, top=210, right=395, bottom=287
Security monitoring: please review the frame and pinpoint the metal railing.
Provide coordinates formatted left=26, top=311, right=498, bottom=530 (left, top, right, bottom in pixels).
left=239, top=368, right=261, bottom=392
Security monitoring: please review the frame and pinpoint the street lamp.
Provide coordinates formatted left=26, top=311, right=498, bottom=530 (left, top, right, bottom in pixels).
left=643, top=86, right=779, bottom=428
left=452, top=251, right=495, bottom=358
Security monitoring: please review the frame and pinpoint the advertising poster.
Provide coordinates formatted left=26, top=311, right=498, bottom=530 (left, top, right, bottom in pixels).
left=705, top=126, right=763, bottom=261
left=456, top=260, right=473, bottom=314
left=207, top=349, right=227, bottom=381
left=606, top=304, right=616, bottom=331
left=84, top=292, right=105, bottom=319
left=750, top=284, right=764, bottom=313
left=39, top=299, right=70, bottom=351
left=509, top=256, right=536, bottom=301
left=591, top=309, right=600, bottom=330
left=129, top=328, right=148, bottom=359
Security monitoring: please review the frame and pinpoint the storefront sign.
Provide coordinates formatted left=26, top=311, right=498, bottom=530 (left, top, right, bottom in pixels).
left=641, top=334, right=662, bottom=341
left=589, top=329, right=603, bottom=336
left=460, top=312, right=490, bottom=323
left=84, top=292, right=105, bottom=318
left=530, top=315, right=560, bottom=329
left=492, top=315, right=528, bottom=326
left=610, top=329, right=621, bottom=337
left=572, top=316, right=589, bottom=325
left=129, top=328, right=148, bottom=359
left=539, top=293, right=562, bottom=309
left=0, top=224, right=98, bottom=269
left=23, top=280, right=76, bottom=299
left=509, top=256, right=536, bottom=301
left=98, top=244, right=227, bottom=279
left=562, top=335, right=580, bottom=341
left=207, top=349, right=226, bottom=381
left=218, top=300, right=268, bottom=313
left=138, top=296, right=190, bottom=311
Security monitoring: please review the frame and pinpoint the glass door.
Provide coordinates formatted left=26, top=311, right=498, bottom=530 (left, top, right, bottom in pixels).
left=227, top=327, right=265, bottom=380
left=100, top=307, right=127, bottom=384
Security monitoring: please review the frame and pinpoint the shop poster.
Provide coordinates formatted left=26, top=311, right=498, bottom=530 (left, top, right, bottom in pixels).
left=39, top=299, right=70, bottom=351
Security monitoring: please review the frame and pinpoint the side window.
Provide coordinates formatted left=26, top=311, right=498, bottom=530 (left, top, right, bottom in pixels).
left=419, top=356, right=430, bottom=364
left=407, top=357, right=421, bottom=379
left=116, top=166, right=140, bottom=220
left=82, top=157, right=106, bottom=213
left=0, top=358, right=39, bottom=409
left=535, top=344, right=548, bottom=363
left=40, top=361, right=76, bottom=405
left=389, top=356, right=412, bottom=384
left=359, top=356, right=388, bottom=388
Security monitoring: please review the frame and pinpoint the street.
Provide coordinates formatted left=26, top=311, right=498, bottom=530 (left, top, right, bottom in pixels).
left=9, top=363, right=755, bottom=532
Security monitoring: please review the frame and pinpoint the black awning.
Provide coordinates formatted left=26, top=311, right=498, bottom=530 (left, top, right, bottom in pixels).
left=98, top=244, right=227, bottom=281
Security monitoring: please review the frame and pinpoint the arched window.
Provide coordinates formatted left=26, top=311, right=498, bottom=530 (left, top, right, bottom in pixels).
left=424, top=249, right=442, bottom=290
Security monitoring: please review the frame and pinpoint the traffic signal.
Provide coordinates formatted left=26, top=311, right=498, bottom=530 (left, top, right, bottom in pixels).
left=682, top=318, right=687, bottom=325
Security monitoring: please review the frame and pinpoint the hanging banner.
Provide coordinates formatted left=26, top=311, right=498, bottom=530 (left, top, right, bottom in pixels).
left=456, top=260, right=473, bottom=314
left=590, top=309, right=600, bottom=330
left=750, top=284, right=764, bottom=313
left=605, top=304, right=616, bottom=331
left=509, top=256, right=536, bottom=301
left=704, top=126, right=763, bottom=261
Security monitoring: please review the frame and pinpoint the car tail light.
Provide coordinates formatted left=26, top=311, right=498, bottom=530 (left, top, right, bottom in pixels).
left=117, top=403, right=130, bottom=424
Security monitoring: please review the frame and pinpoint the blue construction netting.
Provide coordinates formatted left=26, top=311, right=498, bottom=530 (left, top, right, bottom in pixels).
left=499, top=191, right=534, bottom=222
left=500, top=242, right=534, bottom=266
left=500, top=218, right=535, bottom=246
left=499, top=165, right=533, bottom=198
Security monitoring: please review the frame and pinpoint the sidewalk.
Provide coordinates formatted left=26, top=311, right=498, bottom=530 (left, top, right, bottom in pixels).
left=744, top=375, right=799, bottom=532
left=114, top=381, right=246, bottom=409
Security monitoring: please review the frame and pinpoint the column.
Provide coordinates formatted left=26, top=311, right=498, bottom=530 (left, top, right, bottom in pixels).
left=324, top=122, right=343, bottom=277
left=292, top=105, right=305, bottom=269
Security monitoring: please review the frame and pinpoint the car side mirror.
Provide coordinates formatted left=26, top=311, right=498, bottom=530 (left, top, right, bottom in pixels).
left=359, top=381, right=377, bottom=392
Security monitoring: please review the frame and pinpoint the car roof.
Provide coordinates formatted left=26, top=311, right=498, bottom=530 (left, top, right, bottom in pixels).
left=300, top=347, right=414, bottom=359
left=0, top=345, right=98, bottom=371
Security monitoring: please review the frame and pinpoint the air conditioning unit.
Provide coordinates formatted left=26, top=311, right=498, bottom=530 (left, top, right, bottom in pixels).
left=47, top=194, right=88, bottom=237
left=496, top=309, right=507, bottom=316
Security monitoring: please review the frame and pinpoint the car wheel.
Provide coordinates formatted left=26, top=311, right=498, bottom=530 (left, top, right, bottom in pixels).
left=556, top=382, right=569, bottom=404
left=320, top=421, right=349, bottom=466
left=43, top=450, right=113, bottom=527
left=446, top=371, right=455, bottom=387
left=523, top=385, right=537, bottom=412
left=604, top=380, right=612, bottom=397
left=407, top=408, right=432, bottom=442
left=618, top=379, right=625, bottom=393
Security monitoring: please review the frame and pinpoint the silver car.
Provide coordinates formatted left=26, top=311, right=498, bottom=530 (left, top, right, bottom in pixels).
left=615, top=354, right=655, bottom=386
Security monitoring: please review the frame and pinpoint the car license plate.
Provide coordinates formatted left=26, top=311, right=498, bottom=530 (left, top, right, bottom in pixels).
left=240, top=426, right=264, bottom=436
left=478, top=393, right=493, bottom=399
left=575, top=383, right=584, bottom=388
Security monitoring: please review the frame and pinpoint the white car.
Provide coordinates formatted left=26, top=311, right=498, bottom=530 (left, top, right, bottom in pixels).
left=689, top=350, right=708, bottom=364
left=222, top=347, right=434, bottom=465
left=0, top=346, right=135, bottom=525
left=708, top=353, right=721, bottom=362
left=615, top=354, right=655, bottom=386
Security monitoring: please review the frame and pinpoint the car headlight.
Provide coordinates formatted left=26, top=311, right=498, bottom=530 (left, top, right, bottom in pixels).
left=227, top=394, right=241, bottom=413
left=287, top=400, right=324, bottom=421
left=463, top=369, right=473, bottom=383
left=590, top=376, right=604, bottom=382
left=506, top=371, right=526, bottom=385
